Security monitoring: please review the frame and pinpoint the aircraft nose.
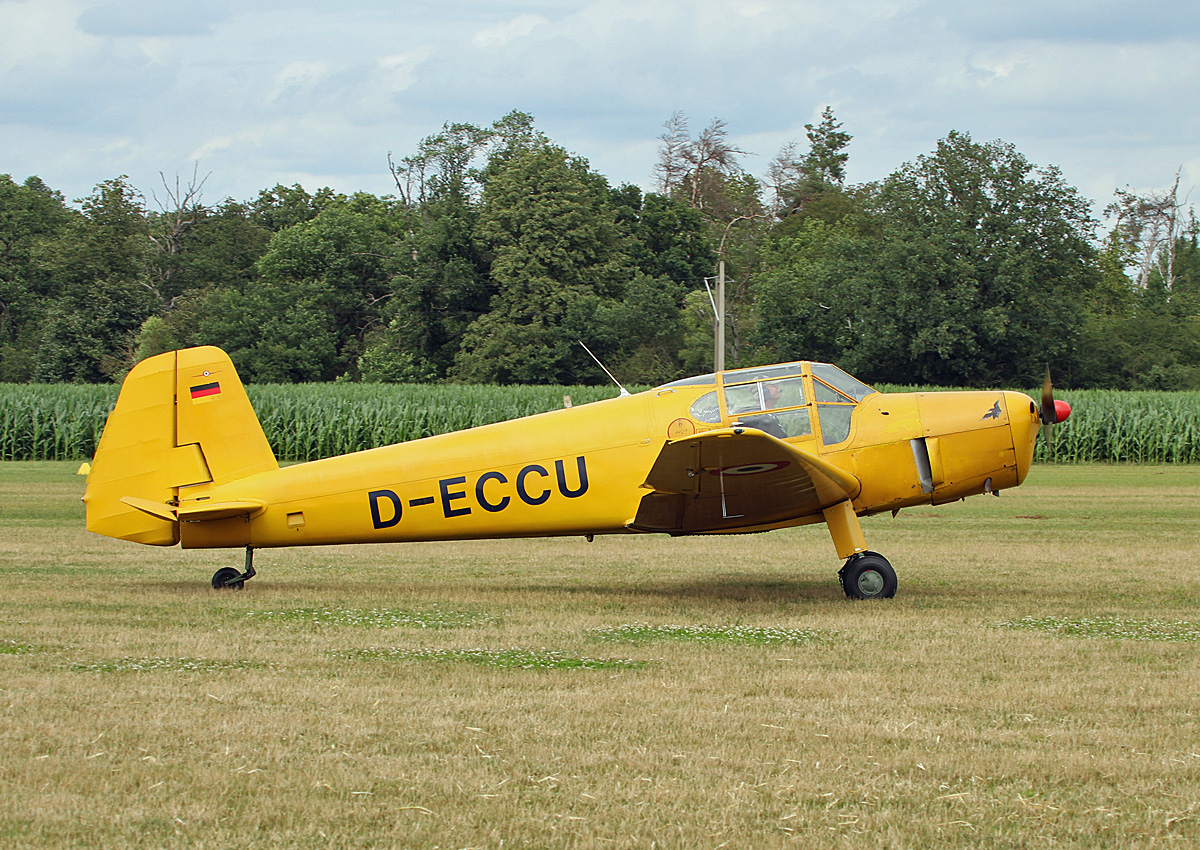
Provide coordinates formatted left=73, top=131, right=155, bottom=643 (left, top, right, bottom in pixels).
left=1006, top=391, right=1039, bottom=485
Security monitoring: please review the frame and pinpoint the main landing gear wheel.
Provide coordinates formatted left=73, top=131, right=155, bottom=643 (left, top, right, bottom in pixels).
left=838, top=552, right=897, bottom=600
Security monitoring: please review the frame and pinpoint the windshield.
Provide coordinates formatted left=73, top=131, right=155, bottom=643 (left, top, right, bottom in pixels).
left=811, top=363, right=875, bottom=401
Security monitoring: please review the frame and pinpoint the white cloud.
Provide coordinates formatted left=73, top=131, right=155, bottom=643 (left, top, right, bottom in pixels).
left=268, top=60, right=332, bottom=103
left=376, top=49, right=434, bottom=94
left=138, top=36, right=174, bottom=65
left=76, top=0, right=232, bottom=36
left=0, top=0, right=95, bottom=75
left=188, top=128, right=268, bottom=163
left=471, top=13, right=548, bottom=48
left=0, top=0, right=1195, bottom=213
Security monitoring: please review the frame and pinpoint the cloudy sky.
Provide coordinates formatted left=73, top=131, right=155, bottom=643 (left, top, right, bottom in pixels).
left=1, top=0, right=1196, bottom=220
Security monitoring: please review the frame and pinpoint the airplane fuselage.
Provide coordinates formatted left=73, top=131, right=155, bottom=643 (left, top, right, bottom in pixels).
left=84, top=348, right=1053, bottom=598
left=172, top=371, right=1039, bottom=551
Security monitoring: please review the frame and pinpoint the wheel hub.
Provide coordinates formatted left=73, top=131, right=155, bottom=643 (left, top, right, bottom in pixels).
left=856, top=569, right=884, bottom=596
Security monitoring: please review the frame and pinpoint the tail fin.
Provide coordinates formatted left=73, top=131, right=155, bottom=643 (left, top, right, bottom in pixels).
left=83, top=346, right=278, bottom=545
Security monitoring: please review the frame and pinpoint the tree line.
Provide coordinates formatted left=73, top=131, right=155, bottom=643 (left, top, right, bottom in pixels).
left=2, top=109, right=1197, bottom=389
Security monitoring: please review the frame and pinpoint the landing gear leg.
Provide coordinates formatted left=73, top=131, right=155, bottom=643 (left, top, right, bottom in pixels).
left=822, top=499, right=894, bottom=599
left=838, top=552, right=897, bottom=600
left=212, top=546, right=257, bottom=590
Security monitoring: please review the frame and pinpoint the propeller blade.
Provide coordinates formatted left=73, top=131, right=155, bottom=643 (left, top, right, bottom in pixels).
left=1038, top=370, right=1072, bottom=455
left=1039, top=370, right=1054, bottom=450
left=1040, top=370, right=1057, bottom=425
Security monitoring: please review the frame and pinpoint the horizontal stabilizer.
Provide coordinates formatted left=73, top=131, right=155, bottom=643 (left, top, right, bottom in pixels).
left=178, top=500, right=267, bottom=522
left=117, top=496, right=267, bottom=523
left=120, top=496, right=178, bottom=522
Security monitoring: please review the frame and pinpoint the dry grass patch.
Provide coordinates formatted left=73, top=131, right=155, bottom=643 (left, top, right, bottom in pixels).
left=335, top=647, right=646, bottom=670
left=3, top=461, right=1200, bottom=848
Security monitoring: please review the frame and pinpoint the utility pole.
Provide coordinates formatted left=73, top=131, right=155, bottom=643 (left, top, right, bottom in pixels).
left=713, top=213, right=763, bottom=374
left=715, top=258, right=726, bottom=373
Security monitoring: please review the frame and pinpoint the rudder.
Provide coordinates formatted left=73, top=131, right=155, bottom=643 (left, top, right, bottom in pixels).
left=83, top=347, right=277, bottom=545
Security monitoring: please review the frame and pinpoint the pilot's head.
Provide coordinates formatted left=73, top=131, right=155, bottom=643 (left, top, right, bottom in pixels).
left=764, top=383, right=782, bottom=407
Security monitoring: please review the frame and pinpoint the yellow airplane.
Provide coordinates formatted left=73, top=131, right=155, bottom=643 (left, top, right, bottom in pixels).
left=83, top=346, right=1070, bottom=599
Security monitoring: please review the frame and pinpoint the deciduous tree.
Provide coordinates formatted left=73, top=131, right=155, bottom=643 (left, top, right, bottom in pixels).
left=34, top=177, right=157, bottom=381
left=0, top=175, right=75, bottom=380
left=453, top=142, right=631, bottom=383
left=768, top=106, right=853, bottom=218
left=755, top=133, right=1099, bottom=386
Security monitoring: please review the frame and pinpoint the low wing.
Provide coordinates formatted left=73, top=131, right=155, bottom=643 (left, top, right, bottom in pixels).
left=630, top=427, right=861, bottom=534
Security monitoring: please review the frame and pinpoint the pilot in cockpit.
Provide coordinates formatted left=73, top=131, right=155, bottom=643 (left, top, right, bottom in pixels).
left=732, top=381, right=789, bottom=439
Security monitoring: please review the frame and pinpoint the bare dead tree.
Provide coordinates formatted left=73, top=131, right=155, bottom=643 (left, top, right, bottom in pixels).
left=684, top=118, right=748, bottom=212
left=146, top=164, right=211, bottom=300
left=654, top=111, right=691, bottom=196
left=1107, top=170, right=1188, bottom=291
left=150, top=164, right=210, bottom=259
left=391, top=151, right=415, bottom=207
left=654, top=113, right=750, bottom=213
left=765, top=140, right=803, bottom=217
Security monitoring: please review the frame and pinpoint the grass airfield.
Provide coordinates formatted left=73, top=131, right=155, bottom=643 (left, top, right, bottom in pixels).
left=3, top=461, right=1200, bottom=849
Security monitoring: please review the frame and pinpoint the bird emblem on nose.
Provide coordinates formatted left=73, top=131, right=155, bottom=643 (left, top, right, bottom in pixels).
left=981, top=400, right=1002, bottom=420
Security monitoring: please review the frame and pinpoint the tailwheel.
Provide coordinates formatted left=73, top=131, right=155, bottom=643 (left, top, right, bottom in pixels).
left=211, top=567, right=244, bottom=590
left=838, top=552, right=897, bottom=600
left=211, top=546, right=257, bottom=591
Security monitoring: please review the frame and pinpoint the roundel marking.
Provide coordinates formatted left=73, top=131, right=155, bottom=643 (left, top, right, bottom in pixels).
left=708, top=460, right=791, bottom=476
left=667, top=418, right=696, bottom=439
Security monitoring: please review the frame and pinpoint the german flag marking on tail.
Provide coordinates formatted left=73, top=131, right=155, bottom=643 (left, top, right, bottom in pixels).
left=190, top=381, right=221, bottom=400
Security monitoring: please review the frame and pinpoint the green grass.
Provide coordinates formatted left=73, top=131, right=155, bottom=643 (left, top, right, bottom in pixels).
left=0, top=639, right=39, bottom=655
left=68, top=657, right=277, bottom=673
left=245, top=606, right=492, bottom=629
left=993, top=614, right=1200, bottom=642
left=3, top=461, right=1200, bottom=848
left=592, top=622, right=832, bottom=645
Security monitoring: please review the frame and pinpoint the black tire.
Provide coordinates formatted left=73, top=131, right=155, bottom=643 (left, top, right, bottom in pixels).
left=212, top=567, right=244, bottom=591
left=839, top=552, right=897, bottom=600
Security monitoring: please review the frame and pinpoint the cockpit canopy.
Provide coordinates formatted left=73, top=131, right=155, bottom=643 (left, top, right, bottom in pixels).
left=659, top=361, right=876, bottom=446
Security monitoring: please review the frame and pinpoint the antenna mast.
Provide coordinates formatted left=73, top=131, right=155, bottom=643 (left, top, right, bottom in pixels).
left=578, top=341, right=631, bottom=397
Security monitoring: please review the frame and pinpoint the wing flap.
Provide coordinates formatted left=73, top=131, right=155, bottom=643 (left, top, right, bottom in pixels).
left=631, top=427, right=860, bottom=533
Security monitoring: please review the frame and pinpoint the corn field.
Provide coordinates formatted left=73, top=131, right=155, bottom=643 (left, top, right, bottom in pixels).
left=248, top=383, right=625, bottom=461
left=0, top=383, right=624, bottom=462
left=3, top=384, right=1198, bottom=463
left=1034, top=390, right=1200, bottom=464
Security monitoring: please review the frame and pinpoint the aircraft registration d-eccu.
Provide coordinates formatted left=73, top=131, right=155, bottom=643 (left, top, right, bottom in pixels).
left=83, top=346, right=1069, bottom=599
